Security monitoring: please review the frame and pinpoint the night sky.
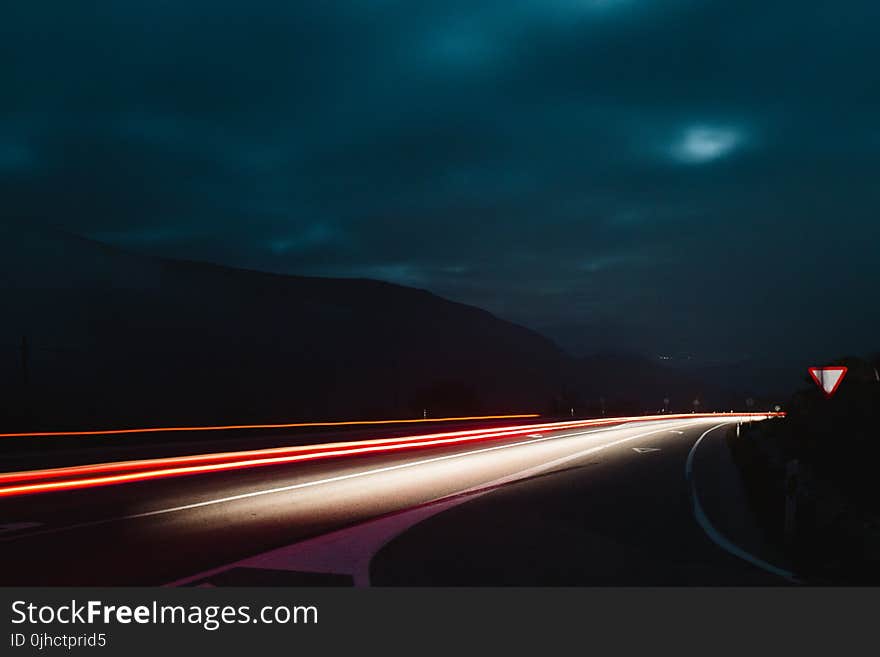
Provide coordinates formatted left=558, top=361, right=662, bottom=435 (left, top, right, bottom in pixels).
left=3, top=1, right=878, bottom=371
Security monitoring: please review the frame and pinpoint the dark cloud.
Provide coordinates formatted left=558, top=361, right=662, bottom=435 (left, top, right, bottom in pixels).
left=2, top=1, right=878, bottom=375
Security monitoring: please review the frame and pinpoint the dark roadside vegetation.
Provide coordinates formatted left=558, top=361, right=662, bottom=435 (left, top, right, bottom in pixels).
left=729, top=355, right=880, bottom=583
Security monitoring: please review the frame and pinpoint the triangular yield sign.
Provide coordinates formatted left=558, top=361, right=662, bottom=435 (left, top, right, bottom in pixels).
left=808, top=366, right=847, bottom=397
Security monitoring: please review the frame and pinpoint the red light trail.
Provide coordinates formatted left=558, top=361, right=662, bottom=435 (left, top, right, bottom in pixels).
left=0, top=413, right=782, bottom=498
left=0, top=413, right=540, bottom=439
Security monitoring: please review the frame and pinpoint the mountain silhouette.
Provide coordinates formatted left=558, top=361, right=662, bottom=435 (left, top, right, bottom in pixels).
left=1, top=221, right=574, bottom=429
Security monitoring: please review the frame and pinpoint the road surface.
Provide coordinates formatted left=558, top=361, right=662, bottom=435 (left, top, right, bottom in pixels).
left=0, top=416, right=790, bottom=585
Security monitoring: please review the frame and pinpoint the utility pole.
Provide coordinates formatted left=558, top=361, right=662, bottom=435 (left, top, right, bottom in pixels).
left=20, top=335, right=31, bottom=420
left=20, top=335, right=29, bottom=388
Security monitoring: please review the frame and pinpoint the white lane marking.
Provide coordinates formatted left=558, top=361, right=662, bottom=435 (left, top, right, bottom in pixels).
left=632, top=447, right=661, bottom=453
left=0, top=428, right=615, bottom=543
left=686, top=423, right=799, bottom=583
left=168, top=423, right=689, bottom=587
left=452, top=424, right=682, bottom=495
left=3, top=418, right=707, bottom=545
left=0, top=522, right=42, bottom=534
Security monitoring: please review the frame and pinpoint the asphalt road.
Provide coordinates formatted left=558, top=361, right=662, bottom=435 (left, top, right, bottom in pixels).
left=0, top=416, right=788, bottom=585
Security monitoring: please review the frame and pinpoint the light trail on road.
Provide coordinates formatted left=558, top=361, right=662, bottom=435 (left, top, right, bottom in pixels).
left=0, top=414, right=786, bottom=585
left=0, top=413, right=540, bottom=439
left=0, top=413, right=780, bottom=498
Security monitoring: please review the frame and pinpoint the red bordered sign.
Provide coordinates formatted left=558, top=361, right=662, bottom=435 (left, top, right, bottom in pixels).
left=808, top=366, right=848, bottom=398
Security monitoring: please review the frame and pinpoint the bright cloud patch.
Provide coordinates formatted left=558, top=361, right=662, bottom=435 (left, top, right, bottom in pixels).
left=672, top=126, right=744, bottom=164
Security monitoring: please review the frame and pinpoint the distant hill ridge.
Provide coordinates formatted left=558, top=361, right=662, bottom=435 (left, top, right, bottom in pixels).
left=1, top=221, right=572, bottom=429
left=0, top=221, right=750, bottom=431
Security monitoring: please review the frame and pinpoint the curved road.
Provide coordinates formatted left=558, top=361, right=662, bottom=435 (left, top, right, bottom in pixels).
left=0, top=416, right=789, bottom=585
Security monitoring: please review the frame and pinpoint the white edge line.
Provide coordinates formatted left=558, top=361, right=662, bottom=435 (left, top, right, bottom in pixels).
left=687, top=423, right=800, bottom=583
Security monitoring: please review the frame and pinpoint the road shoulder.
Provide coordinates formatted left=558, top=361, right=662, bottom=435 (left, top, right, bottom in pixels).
left=690, top=423, right=795, bottom=582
